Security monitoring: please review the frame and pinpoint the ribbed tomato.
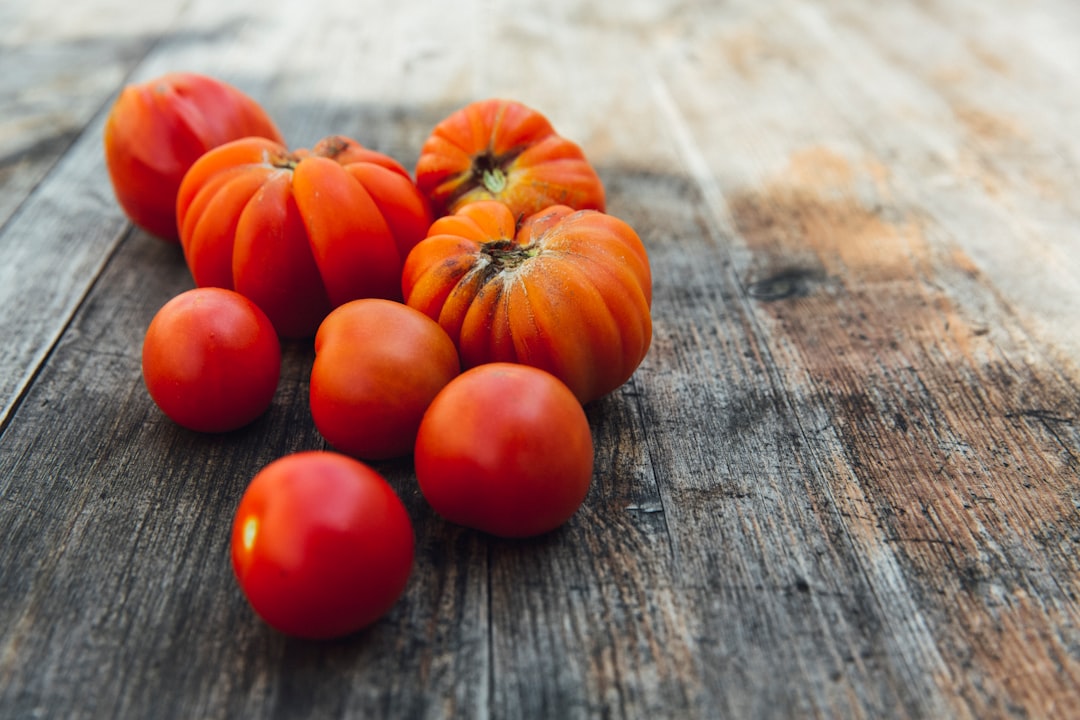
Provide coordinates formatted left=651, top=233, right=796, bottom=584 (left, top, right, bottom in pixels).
left=176, top=135, right=432, bottom=338
left=104, top=72, right=283, bottom=241
left=415, top=98, right=606, bottom=219
left=402, top=200, right=652, bottom=405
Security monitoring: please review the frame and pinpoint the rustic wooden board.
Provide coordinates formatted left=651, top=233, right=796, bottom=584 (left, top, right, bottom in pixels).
left=1, top=0, right=1078, bottom=718
left=649, top=4, right=1080, bottom=716
left=0, top=0, right=186, bottom=225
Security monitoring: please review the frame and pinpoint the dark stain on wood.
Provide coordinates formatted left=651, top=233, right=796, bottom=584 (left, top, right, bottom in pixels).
left=725, top=143, right=1080, bottom=718
left=745, top=267, right=823, bottom=301
left=4, top=1, right=1080, bottom=717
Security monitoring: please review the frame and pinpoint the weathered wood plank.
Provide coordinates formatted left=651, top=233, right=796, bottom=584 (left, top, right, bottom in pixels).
left=1, top=0, right=1078, bottom=718
left=0, top=1, right=496, bottom=719
left=465, top=3, right=958, bottom=717
left=0, top=0, right=273, bottom=430
left=0, top=0, right=191, bottom=428
left=0, top=0, right=187, bottom=227
left=648, top=0, right=1080, bottom=716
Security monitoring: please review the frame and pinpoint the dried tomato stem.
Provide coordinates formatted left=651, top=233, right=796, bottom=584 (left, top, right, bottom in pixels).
left=271, top=153, right=299, bottom=171
left=481, top=240, right=540, bottom=273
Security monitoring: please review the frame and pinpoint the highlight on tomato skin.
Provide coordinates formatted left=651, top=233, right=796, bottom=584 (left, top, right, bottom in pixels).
left=103, top=72, right=283, bottom=241
left=415, top=98, right=606, bottom=219
left=230, top=451, right=415, bottom=640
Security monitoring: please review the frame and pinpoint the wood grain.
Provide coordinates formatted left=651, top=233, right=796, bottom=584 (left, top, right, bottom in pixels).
left=650, top=2, right=1080, bottom=716
left=0, top=0, right=187, bottom=226
left=1, top=0, right=1078, bottom=718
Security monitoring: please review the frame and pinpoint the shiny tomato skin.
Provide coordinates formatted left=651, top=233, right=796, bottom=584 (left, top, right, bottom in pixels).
left=142, top=287, right=280, bottom=433
left=402, top=200, right=652, bottom=405
left=176, top=135, right=433, bottom=339
left=310, top=299, right=460, bottom=460
left=415, top=98, right=605, bottom=218
left=104, top=72, right=283, bottom=241
left=414, top=363, right=594, bottom=538
left=230, top=451, right=415, bottom=639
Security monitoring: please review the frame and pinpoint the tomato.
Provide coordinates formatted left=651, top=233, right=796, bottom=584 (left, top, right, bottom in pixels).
left=104, top=72, right=283, bottom=241
left=414, top=363, right=593, bottom=538
left=402, top=200, right=652, bottom=405
left=415, top=98, right=606, bottom=218
left=176, top=135, right=433, bottom=339
left=310, top=299, right=460, bottom=460
left=231, top=451, right=414, bottom=639
left=142, top=287, right=280, bottom=433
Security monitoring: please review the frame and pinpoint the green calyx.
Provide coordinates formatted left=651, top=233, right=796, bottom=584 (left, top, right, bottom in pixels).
left=482, top=167, right=508, bottom=194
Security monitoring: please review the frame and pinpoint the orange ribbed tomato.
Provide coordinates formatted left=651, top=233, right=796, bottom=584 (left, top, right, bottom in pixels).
left=176, top=135, right=433, bottom=338
left=104, top=72, right=283, bottom=241
left=415, top=98, right=606, bottom=218
left=402, top=201, right=652, bottom=405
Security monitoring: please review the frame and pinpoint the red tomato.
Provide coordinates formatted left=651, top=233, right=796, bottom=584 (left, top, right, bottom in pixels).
left=402, top=200, right=652, bottom=404
left=176, top=135, right=433, bottom=338
left=310, top=299, right=460, bottom=460
left=414, top=363, right=594, bottom=538
left=141, top=287, right=280, bottom=433
left=231, top=451, right=414, bottom=639
left=415, top=98, right=606, bottom=218
left=104, top=72, right=283, bottom=241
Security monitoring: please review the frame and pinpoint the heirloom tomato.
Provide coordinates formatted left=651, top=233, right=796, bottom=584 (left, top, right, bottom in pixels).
left=310, top=299, right=460, bottom=460
left=231, top=451, right=414, bottom=639
left=104, top=72, right=283, bottom=240
left=402, top=201, right=652, bottom=405
left=415, top=98, right=606, bottom=218
left=176, top=135, right=433, bottom=338
left=414, top=363, right=594, bottom=538
left=142, top=287, right=280, bottom=433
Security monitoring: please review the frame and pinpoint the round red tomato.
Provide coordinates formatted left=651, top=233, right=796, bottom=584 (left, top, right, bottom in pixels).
left=142, top=287, right=280, bottom=433
left=415, top=98, right=606, bottom=218
left=310, top=299, right=460, bottom=460
left=231, top=451, right=414, bottom=639
left=402, top=200, right=652, bottom=405
left=176, top=135, right=433, bottom=338
left=414, top=363, right=594, bottom=538
left=104, top=72, right=283, bottom=241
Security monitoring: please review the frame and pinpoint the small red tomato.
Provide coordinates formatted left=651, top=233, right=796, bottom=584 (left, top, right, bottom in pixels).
left=311, top=299, right=460, bottom=460
left=414, top=363, right=594, bottom=538
left=142, top=287, right=280, bottom=432
left=231, top=451, right=415, bottom=639
left=104, top=72, right=283, bottom=240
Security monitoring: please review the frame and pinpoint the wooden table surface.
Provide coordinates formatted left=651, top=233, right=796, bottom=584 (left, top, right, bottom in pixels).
left=2, top=0, right=1079, bottom=717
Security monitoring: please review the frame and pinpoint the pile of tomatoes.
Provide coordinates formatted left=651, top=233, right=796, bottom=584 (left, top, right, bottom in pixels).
left=105, top=72, right=653, bottom=639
